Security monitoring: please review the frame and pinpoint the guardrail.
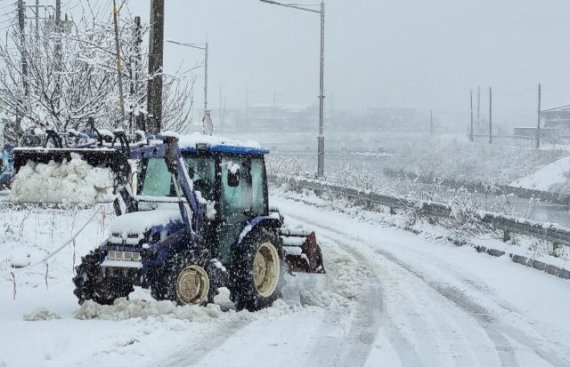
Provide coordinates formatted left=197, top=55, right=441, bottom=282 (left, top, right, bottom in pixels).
left=270, top=175, right=570, bottom=249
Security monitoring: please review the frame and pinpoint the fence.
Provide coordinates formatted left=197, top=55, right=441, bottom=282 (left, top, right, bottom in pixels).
left=271, top=175, right=570, bottom=249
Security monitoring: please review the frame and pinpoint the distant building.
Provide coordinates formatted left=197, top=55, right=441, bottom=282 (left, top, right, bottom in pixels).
left=514, top=105, right=570, bottom=141
left=541, top=105, right=570, bottom=129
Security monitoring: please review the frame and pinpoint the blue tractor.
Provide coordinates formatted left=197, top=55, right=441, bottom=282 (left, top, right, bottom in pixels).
left=68, top=134, right=325, bottom=311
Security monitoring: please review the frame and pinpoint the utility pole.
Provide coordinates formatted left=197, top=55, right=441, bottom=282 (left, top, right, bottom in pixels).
left=489, top=87, right=493, bottom=144
left=18, top=0, right=28, bottom=96
left=16, top=0, right=28, bottom=144
left=317, top=0, right=325, bottom=177
left=430, top=110, right=434, bottom=135
left=219, top=83, right=223, bottom=129
left=35, top=0, right=39, bottom=40
left=260, top=0, right=326, bottom=177
left=204, top=42, right=209, bottom=114
left=537, top=83, right=542, bottom=149
left=147, top=0, right=165, bottom=133
left=470, top=90, right=474, bottom=141
left=273, top=90, right=277, bottom=126
left=54, top=0, right=62, bottom=108
left=133, top=16, right=143, bottom=131
left=112, top=0, right=125, bottom=124
left=244, top=88, right=249, bottom=130
left=477, top=86, right=481, bottom=130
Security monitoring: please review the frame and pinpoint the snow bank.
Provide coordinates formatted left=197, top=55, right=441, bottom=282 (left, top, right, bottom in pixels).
left=23, top=309, right=62, bottom=321
left=10, top=153, right=114, bottom=204
left=510, top=156, right=570, bottom=191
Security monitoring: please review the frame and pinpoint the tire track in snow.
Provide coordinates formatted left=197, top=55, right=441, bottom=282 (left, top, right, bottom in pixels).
left=156, top=319, right=251, bottom=367
left=292, top=223, right=425, bottom=367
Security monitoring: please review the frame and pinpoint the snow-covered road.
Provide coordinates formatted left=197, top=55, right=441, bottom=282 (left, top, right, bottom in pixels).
left=1, top=194, right=569, bottom=367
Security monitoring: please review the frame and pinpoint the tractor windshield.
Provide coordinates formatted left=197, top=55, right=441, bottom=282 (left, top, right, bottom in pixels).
left=140, top=156, right=216, bottom=200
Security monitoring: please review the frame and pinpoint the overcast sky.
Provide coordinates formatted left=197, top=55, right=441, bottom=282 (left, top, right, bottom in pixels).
left=85, top=1, right=570, bottom=125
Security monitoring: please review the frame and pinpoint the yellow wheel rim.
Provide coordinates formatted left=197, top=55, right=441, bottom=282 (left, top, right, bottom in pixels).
left=176, top=265, right=210, bottom=305
left=253, top=242, right=280, bottom=297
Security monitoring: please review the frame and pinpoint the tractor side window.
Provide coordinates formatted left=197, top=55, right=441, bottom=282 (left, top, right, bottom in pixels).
left=220, top=158, right=251, bottom=214
left=140, top=158, right=172, bottom=196
left=250, top=158, right=267, bottom=215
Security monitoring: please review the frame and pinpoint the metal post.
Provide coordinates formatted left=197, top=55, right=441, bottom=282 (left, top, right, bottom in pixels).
left=470, top=90, right=474, bottom=141
left=113, top=0, right=125, bottom=122
left=317, top=0, right=325, bottom=177
left=477, top=86, right=480, bottom=129
left=147, top=0, right=164, bottom=133
left=204, top=42, right=209, bottom=114
left=489, top=87, right=493, bottom=144
left=537, top=83, right=541, bottom=149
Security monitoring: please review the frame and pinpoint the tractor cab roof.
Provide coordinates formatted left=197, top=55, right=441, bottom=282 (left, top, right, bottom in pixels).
left=176, top=133, right=269, bottom=156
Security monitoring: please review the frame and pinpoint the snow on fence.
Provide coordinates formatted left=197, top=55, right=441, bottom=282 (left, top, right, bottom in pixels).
left=271, top=175, right=570, bottom=278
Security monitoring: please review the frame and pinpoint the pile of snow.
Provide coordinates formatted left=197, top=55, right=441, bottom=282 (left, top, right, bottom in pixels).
left=510, top=156, right=570, bottom=192
left=23, top=309, right=62, bottom=321
left=75, top=299, right=224, bottom=321
left=10, top=153, right=114, bottom=204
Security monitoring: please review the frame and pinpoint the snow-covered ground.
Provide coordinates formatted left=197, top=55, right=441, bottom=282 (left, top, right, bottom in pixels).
left=1, top=191, right=569, bottom=367
left=510, top=157, right=570, bottom=195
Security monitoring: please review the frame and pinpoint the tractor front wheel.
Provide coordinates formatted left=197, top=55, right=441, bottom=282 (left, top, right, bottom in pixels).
left=151, top=251, right=214, bottom=306
left=72, top=249, right=133, bottom=305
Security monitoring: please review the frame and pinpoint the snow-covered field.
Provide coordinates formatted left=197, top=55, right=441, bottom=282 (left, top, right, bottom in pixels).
left=1, top=190, right=569, bottom=367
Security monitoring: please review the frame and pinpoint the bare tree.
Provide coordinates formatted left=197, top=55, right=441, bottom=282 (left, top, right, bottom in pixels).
left=0, top=2, right=196, bottom=145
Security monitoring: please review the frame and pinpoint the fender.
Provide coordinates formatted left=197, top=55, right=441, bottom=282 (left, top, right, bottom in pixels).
left=232, top=215, right=282, bottom=252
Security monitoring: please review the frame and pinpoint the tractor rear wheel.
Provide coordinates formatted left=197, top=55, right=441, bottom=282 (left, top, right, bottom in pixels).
left=230, top=228, right=285, bottom=311
left=72, top=249, right=134, bottom=305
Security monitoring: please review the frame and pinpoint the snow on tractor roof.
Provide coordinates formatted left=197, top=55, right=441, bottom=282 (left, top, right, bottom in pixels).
left=175, top=133, right=269, bottom=155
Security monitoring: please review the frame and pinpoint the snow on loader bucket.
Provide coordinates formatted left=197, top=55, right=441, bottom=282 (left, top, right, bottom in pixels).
left=280, top=228, right=325, bottom=274
left=13, top=129, right=133, bottom=186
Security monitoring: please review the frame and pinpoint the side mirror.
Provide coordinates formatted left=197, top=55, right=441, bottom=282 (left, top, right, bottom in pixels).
left=227, top=166, right=240, bottom=187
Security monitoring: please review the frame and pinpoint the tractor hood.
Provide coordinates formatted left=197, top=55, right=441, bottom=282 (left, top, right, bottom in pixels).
left=107, top=208, right=184, bottom=246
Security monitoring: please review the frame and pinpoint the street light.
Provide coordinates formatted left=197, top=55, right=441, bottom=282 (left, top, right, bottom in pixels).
left=166, top=40, right=209, bottom=115
left=260, top=0, right=326, bottom=177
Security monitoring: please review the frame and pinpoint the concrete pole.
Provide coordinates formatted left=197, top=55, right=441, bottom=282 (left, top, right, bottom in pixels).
left=470, top=90, right=474, bottom=141
left=147, top=0, right=164, bottom=133
left=204, top=42, right=209, bottom=114
left=537, top=83, right=541, bottom=149
left=113, top=0, right=125, bottom=122
left=317, top=0, right=325, bottom=177
left=489, top=87, right=493, bottom=144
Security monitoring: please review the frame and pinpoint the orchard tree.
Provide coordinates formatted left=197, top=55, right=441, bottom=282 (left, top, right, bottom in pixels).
left=0, top=1, right=196, bottom=145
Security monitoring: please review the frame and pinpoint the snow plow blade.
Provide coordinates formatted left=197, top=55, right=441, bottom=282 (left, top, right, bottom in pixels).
left=13, top=148, right=131, bottom=185
left=281, top=229, right=326, bottom=274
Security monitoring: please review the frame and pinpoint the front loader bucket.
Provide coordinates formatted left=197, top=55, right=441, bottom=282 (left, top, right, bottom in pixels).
left=281, top=229, right=326, bottom=274
left=13, top=148, right=131, bottom=185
